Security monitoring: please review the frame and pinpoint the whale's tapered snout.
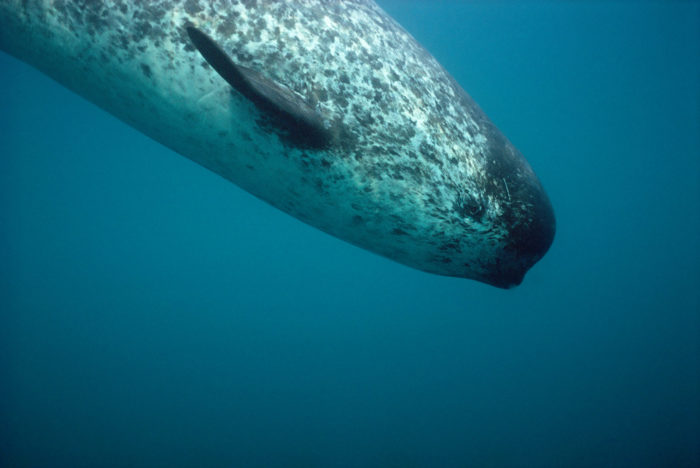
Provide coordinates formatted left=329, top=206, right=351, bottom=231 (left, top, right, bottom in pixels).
left=478, top=126, right=556, bottom=289
left=515, top=180, right=556, bottom=263
left=483, top=187, right=555, bottom=289
left=490, top=181, right=555, bottom=289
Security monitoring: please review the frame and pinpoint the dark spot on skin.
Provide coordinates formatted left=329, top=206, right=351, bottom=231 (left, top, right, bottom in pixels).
left=419, top=140, right=442, bottom=166
left=241, top=0, right=259, bottom=8
left=455, top=192, right=484, bottom=222
left=439, top=242, right=462, bottom=254
left=392, top=228, right=408, bottom=236
left=140, top=63, right=152, bottom=78
left=355, top=109, right=375, bottom=127
left=235, top=51, right=254, bottom=63
left=352, top=215, right=364, bottom=225
left=217, top=18, right=236, bottom=36
left=370, top=77, right=386, bottom=91
left=135, top=20, right=152, bottom=38
left=184, top=0, right=202, bottom=15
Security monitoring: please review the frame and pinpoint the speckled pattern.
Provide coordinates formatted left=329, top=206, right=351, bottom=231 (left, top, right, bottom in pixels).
left=0, top=0, right=554, bottom=287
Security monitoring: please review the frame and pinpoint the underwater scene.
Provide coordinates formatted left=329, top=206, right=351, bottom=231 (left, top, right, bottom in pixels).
left=1, top=1, right=698, bottom=467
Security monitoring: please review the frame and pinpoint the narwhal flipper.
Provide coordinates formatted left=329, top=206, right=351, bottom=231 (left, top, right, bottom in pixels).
left=186, top=26, right=331, bottom=149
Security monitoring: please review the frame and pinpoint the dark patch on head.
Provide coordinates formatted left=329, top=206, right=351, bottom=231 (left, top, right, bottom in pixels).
left=477, top=122, right=556, bottom=273
left=454, top=191, right=485, bottom=223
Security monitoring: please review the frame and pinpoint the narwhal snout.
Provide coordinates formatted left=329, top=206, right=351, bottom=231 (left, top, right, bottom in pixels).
left=476, top=124, right=556, bottom=288
left=488, top=174, right=556, bottom=289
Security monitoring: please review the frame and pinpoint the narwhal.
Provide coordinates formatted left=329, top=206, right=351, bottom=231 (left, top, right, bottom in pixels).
left=0, top=1, right=555, bottom=288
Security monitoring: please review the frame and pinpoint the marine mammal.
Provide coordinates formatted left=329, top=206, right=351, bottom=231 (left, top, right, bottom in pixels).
left=0, top=0, right=555, bottom=288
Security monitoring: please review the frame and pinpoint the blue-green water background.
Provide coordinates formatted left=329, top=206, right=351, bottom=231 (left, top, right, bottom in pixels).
left=1, top=2, right=698, bottom=467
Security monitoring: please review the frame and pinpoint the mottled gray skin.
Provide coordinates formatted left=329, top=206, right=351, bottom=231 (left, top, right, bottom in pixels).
left=0, top=0, right=555, bottom=288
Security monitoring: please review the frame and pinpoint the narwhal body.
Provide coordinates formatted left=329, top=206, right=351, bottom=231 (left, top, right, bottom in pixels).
left=0, top=1, right=555, bottom=287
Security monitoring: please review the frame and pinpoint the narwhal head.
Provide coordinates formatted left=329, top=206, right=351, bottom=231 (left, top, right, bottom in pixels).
left=454, top=118, right=555, bottom=288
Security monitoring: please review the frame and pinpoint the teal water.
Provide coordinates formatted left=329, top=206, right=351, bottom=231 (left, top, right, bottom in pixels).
left=1, top=2, right=698, bottom=467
